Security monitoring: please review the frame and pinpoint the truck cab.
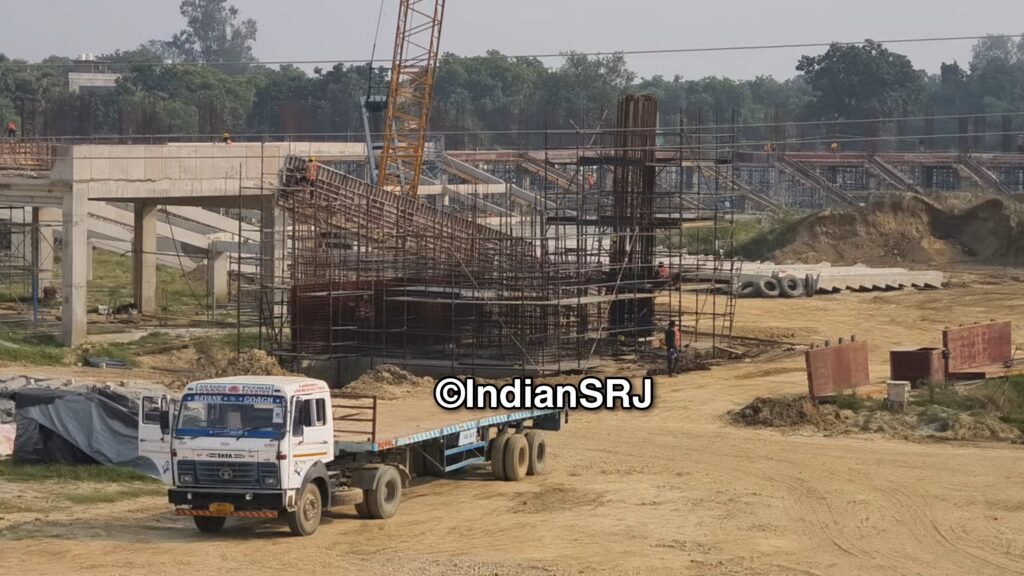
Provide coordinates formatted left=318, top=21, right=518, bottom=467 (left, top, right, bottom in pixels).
left=162, top=376, right=340, bottom=536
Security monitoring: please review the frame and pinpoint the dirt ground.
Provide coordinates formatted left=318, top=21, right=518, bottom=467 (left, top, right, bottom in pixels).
left=3, top=265, right=1024, bottom=575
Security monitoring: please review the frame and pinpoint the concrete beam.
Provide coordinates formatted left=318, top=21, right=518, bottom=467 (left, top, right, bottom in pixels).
left=62, top=190, right=88, bottom=346
left=132, top=203, right=157, bottom=314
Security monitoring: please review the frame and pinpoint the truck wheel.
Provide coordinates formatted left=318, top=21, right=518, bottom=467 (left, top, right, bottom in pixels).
left=364, top=466, right=402, bottom=520
left=524, top=430, right=547, bottom=476
left=193, top=516, right=226, bottom=533
left=490, top=432, right=511, bottom=481
left=287, top=483, right=322, bottom=536
left=355, top=501, right=370, bottom=518
left=503, top=433, right=529, bottom=481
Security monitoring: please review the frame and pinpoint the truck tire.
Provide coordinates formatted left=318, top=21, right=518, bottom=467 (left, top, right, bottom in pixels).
left=525, top=430, right=547, bottom=476
left=364, top=466, right=402, bottom=520
left=779, top=275, right=805, bottom=298
left=355, top=501, right=370, bottom=518
left=490, top=432, right=511, bottom=481
left=193, top=516, right=226, bottom=533
left=287, top=482, right=322, bottom=536
left=737, top=281, right=757, bottom=298
left=755, top=277, right=781, bottom=298
left=503, top=433, right=529, bottom=481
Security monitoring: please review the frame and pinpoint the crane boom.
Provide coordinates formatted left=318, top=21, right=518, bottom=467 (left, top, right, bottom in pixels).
left=379, top=0, right=446, bottom=197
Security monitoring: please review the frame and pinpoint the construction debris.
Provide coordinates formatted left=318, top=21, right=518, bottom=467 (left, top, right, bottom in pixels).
left=344, top=365, right=434, bottom=400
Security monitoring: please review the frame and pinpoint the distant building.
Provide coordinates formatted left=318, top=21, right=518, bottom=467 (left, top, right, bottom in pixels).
left=67, top=53, right=120, bottom=94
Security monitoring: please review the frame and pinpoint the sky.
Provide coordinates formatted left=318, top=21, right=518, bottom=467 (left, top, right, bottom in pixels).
left=2, top=0, right=1022, bottom=79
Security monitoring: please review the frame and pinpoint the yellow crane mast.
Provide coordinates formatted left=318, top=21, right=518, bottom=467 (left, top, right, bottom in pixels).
left=378, top=0, right=446, bottom=198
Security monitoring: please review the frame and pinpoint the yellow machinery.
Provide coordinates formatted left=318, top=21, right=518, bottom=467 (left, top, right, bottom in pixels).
left=378, top=0, right=446, bottom=198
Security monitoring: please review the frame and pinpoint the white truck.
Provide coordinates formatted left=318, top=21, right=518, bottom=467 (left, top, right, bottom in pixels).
left=138, top=376, right=563, bottom=536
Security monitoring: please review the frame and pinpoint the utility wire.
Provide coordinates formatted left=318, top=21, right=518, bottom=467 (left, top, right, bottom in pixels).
left=0, top=33, right=1020, bottom=69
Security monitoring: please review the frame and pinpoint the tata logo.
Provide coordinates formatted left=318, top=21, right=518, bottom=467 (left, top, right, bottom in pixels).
left=218, top=468, right=235, bottom=480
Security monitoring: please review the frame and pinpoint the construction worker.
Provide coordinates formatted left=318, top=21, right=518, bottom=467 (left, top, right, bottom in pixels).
left=664, top=320, right=682, bottom=375
left=307, top=156, right=319, bottom=184
left=5, top=121, right=16, bottom=138
left=222, top=132, right=233, bottom=145
left=830, top=141, right=839, bottom=154
left=656, top=261, right=670, bottom=281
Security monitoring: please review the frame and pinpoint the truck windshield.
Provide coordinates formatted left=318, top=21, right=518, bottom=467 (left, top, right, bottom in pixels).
left=175, top=394, right=287, bottom=439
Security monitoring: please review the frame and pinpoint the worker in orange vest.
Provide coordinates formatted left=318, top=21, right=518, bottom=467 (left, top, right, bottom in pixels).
left=5, top=121, right=16, bottom=138
left=307, top=156, right=319, bottom=184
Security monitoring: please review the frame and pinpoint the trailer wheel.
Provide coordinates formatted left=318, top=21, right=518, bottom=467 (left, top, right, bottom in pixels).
left=355, top=501, right=370, bottom=518
left=193, top=516, right=226, bottom=534
left=524, top=430, right=547, bottom=475
left=779, top=275, right=805, bottom=298
left=287, top=482, right=322, bottom=536
left=737, top=281, right=757, bottom=298
left=490, top=432, right=511, bottom=481
left=755, top=277, right=781, bottom=298
left=503, top=433, right=529, bottom=481
left=364, top=466, right=402, bottom=520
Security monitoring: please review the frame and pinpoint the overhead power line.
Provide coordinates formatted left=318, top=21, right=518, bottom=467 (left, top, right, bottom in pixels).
left=0, top=33, right=1020, bottom=69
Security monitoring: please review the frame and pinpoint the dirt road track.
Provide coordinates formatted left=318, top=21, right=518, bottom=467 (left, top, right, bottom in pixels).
left=2, top=268, right=1024, bottom=575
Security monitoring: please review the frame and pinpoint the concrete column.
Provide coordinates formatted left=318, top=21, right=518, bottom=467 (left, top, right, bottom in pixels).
left=62, top=191, right=88, bottom=346
left=132, top=202, right=157, bottom=314
left=86, top=241, right=95, bottom=282
left=260, top=195, right=283, bottom=288
left=34, top=207, right=59, bottom=288
left=207, top=246, right=230, bottom=305
left=11, top=207, right=31, bottom=266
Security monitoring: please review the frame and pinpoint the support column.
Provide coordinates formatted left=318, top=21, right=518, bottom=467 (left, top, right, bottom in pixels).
left=207, top=246, right=230, bottom=305
left=34, top=207, right=59, bottom=288
left=62, top=192, right=87, bottom=346
left=260, top=195, right=285, bottom=322
left=132, top=202, right=157, bottom=314
left=86, top=241, right=95, bottom=282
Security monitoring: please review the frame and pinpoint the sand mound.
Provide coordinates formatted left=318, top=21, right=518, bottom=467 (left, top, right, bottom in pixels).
left=731, top=395, right=1023, bottom=443
left=770, top=195, right=1024, bottom=265
left=344, top=365, right=434, bottom=399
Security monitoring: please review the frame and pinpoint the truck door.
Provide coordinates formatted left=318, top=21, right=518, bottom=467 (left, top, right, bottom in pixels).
left=287, top=395, right=333, bottom=486
left=138, top=394, right=174, bottom=484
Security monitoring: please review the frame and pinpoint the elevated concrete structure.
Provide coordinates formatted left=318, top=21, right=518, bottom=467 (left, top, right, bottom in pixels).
left=0, top=142, right=363, bottom=345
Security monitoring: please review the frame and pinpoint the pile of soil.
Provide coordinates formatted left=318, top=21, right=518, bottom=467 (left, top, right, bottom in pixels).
left=191, top=349, right=292, bottom=381
left=344, top=365, right=434, bottom=399
left=730, top=395, right=1023, bottom=443
left=769, top=195, right=1024, bottom=266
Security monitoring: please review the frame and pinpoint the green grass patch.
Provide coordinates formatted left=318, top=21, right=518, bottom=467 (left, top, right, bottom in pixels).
left=832, top=392, right=880, bottom=412
left=77, top=331, right=184, bottom=367
left=658, top=211, right=803, bottom=259
left=0, top=460, right=160, bottom=484
left=88, top=249, right=207, bottom=316
left=0, top=328, right=67, bottom=365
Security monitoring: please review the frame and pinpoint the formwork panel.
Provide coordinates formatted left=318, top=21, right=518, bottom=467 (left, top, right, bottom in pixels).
left=943, top=321, right=1012, bottom=374
left=805, top=341, right=870, bottom=399
left=889, top=347, right=944, bottom=388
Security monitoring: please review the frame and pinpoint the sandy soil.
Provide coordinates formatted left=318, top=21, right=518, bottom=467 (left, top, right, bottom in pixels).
left=3, top=266, right=1024, bottom=575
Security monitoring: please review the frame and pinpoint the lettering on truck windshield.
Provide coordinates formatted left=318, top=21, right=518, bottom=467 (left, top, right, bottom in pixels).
left=175, top=394, right=287, bottom=439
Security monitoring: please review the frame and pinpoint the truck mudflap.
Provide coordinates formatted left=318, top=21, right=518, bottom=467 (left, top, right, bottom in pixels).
left=175, top=508, right=279, bottom=519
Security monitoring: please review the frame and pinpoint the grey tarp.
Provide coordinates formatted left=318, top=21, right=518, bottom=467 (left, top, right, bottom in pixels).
left=11, top=387, right=159, bottom=478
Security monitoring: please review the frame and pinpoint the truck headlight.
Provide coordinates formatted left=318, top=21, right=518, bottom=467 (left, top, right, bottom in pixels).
left=179, top=472, right=194, bottom=485
left=262, top=476, right=279, bottom=488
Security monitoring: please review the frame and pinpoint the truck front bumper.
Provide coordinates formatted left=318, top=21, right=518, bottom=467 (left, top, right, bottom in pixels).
left=168, top=488, right=285, bottom=514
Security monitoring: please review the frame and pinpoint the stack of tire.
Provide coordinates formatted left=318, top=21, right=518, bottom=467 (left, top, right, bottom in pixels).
left=737, top=273, right=819, bottom=299
left=490, top=429, right=547, bottom=481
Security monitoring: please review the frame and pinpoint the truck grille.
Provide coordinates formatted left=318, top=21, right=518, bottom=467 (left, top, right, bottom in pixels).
left=184, top=460, right=277, bottom=488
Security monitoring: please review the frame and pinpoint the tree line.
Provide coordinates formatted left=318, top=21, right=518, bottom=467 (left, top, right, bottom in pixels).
left=0, top=0, right=1022, bottom=150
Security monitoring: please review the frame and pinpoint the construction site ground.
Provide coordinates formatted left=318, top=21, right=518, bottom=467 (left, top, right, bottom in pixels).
left=2, top=265, right=1024, bottom=575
